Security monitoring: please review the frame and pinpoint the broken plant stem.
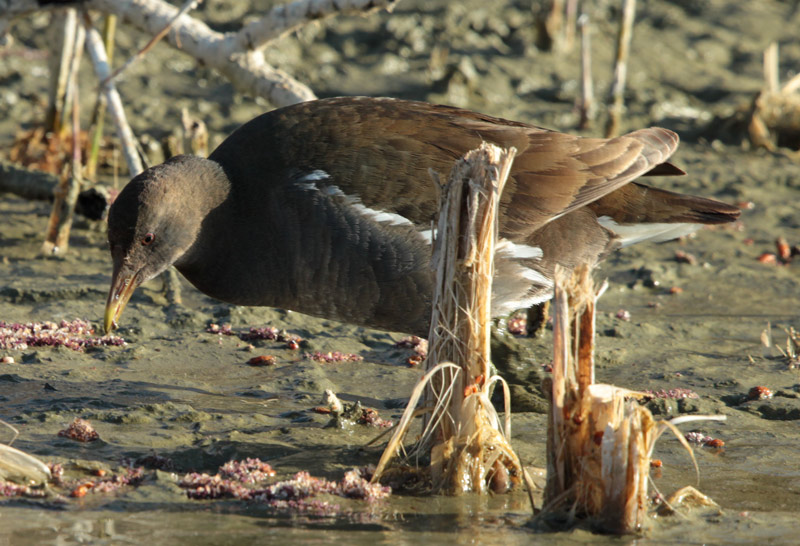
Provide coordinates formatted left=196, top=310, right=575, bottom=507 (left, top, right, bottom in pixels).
left=541, top=265, right=724, bottom=533
left=373, top=143, right=526, bottom=498
left=41, top=60, right=83, bottom=254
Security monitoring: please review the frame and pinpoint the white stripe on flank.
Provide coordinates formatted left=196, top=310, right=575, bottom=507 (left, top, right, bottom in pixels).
left=302, top=169, right=330, bottom=181
left=294, top=174, right=414, bottom=227
left=295, top=170, right=330, bottom=190
left=323, top=185, right=413, bottom=227
left=598, top=216, right=701, bottom=247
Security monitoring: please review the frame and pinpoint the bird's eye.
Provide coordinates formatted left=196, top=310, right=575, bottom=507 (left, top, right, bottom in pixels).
left=141, top=233, right=156, bottom=246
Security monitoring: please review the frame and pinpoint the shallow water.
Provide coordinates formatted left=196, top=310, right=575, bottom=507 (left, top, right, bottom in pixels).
left=2, top=0, right=800, bottom=542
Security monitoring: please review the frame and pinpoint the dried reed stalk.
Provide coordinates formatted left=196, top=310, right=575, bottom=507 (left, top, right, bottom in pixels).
left=563, top=0, right=578, bottom=51
left=536, top=0, right=564, bottom=51
left=45, top=9, right=78, bottom=135
left=605, top=0, right=636, bottom=138
left=541, top=265, right=722, bottom=533
left=543, top=264, right=652, bottom=532
left=373, top=142, right=526, bottom=496
left=577, top=13, right=595, bottom=130
left=42, top=26, right=84, bottom=255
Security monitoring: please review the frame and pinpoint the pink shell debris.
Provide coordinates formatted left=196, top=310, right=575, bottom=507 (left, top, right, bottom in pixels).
left=0, top=319, right=125, bottom=351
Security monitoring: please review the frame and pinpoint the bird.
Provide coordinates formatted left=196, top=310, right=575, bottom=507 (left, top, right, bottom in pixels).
left=104, top=97, right=740, bottom=336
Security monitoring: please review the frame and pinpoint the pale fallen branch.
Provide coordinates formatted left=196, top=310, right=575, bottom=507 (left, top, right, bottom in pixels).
left=1, top=0, right=398, bottom=107
left=228, top=0, right=398, bottom=52
left=103, top=0, right=201, bottom=86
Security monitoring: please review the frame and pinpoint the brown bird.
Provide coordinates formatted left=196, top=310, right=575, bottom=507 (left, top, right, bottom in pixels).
left=104, top=97, right=739, bottom=336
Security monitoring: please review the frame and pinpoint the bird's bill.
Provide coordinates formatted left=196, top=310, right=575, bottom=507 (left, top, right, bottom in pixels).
left=104, top=270, right=140, bottom=334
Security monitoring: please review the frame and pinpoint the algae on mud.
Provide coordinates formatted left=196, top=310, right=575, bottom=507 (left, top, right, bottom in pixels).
left=2, top=0, right=800, bottom=542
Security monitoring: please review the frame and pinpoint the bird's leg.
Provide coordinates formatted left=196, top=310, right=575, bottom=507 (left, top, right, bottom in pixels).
left=526, top=300, right=550, bottom=337
left=161, top=267, right=182, bottom=306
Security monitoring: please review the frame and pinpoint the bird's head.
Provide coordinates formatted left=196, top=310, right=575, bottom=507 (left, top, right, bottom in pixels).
left=104, top=155, right=230, bottom=333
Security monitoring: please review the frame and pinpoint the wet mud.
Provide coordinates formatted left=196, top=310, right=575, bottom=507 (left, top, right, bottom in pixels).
left=1, top=0, right=800, bottom=543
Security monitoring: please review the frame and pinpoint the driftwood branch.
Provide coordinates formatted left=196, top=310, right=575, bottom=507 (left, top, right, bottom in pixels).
left=1, top=0, right=398, bottom=107
left=0, top=159, right=110, bottom=220
left=103, top=0, right=201, bottom=86
left=230, top=0, right=397, bottom=52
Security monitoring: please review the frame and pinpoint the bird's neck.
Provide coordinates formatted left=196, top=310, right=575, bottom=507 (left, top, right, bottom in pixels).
left=172, top=157, right=232, bottom=270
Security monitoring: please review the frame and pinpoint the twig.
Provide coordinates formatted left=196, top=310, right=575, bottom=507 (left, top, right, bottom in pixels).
left=230, top=0, right=398, bottom=52
left=604, top=0, right=636, bottom=137
left=1, top=419, right=19, bottom=446
left=83, top=12, right=144, bottom=176
left=102, top=0, right=202, bottom=86
left=181, top=107, right=208, bottom=156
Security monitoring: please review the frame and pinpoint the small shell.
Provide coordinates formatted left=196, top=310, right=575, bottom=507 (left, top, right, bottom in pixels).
left=758, top=252, right=777, bottom=264
left=247, top=355, right=276, bottom=366
left=747, top=385, right=773, bottom=401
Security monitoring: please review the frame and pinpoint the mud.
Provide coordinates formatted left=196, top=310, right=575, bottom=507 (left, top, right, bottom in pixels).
left=1, top=0, right=800, bottom=543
